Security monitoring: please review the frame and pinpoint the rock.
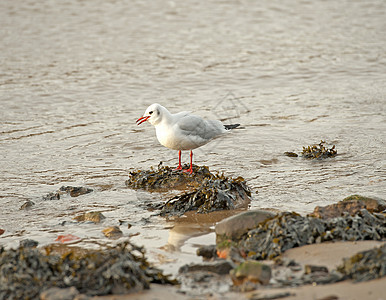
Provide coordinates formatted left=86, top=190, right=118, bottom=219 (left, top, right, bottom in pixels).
left=230, top=261, right=272, bottom=285
left=215, top=210, right=276, bottom=243
left=309, top=195, right=386, bottom=219
left=196, top=244, right=217, bottom=259
left=0, top=242, right=175, bottom=299
left=342, top=195, right=386, bottom=213
left=20, top=200, right=35, bottom=210
left=284, top=152, right=298, bottom=157
left=40, top=287, right=79, bottom=300
left=73, top=211, right=106, bottom=223
left=59, top=186, right=93, bottom=197
left=304, top=264, right=329, bottom=274
left=249, top=292, right=296, bottom=300
left=179, top=260, right=235, bottom=275
left=102, top=226, right=123, bottom=238
left=43, top=192, right=60, bottom=200
left=301, top=140, right=337, bottom=159
left=337, top=243, right=386, bottom=282
left=0, top=229, right=4, bottom=235
left=20, top=239, right=39, bottom=248
left=238, top=210, right=385, bottom=260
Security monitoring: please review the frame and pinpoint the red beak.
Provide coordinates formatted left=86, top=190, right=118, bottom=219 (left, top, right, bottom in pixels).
left=136, top=115, right=150, bottom=125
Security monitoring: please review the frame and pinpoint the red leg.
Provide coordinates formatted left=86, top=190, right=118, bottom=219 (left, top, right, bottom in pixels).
left=183, top=150, right=193, bottom=174
left=174, top=150, right=182, bottom=171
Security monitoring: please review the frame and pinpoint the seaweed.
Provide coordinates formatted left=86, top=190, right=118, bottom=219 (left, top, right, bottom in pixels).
left=301, top=140, right=337, bottom=159
left=0, top=242, right=176, bottom=299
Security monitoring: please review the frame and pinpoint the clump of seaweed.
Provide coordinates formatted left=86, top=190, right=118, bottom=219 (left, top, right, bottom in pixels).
left=158, top=176, right=251, bottom=216
left=126, top=164, right=213, bottom=191
left=0, top=242, right=176, bottom=299
left=337, top=243, right=386, bottom=282
left=238, top=209, right=385, bottom=260
left=127, top=164, right=252, bottom=216
left=301, top=140, right=337, bottom=159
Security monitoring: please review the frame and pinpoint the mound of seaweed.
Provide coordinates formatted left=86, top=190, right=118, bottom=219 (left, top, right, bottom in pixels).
left=158, top=176, right=251, bottom=216
left=126, top=164, right=212, bottom=191
left=337, top=243, right=386, bottom=282
left=0, top=242, right=176, bottom=299
left=127, top=164, right=252, bottom=216
left=301, top=140, right=337, bottom=159
left=238, top=209, right=385, bottom=260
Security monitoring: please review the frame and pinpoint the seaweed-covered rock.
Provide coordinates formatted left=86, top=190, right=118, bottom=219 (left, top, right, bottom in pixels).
left=42, top=186, right=93, bottom=200
left=310, top=195, right=386, bottom=219
left=59, top=186, right=93, bottom=197
left=159, top=176, right=251, bottom=216
left=237, top=210, right=385, bottom=260
left=20, top=200, right=35, bottom=210
left=126, top=164, right=212, bottom=191
left=0, top=242, right=175, bottom=299
left=215, top=210, right=276, bottom=243
left=301, top=140, right=337, bottom=159
left=337, top=243, right=386, bottom=282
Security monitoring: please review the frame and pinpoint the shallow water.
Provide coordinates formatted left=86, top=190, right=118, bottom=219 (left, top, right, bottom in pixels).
left=1, top=0, right=385, bottom=277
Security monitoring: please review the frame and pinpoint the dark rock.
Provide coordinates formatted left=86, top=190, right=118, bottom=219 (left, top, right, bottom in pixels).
left=238, top=210, right=385, bottom=260
left=40, top=287, right=79, bottom=300
left=215, top=210, right=276, bottom=243
left=19, top=239, right=38, bottom=248
left=0, top=229, right=4, bottom=236
left=179, top=260, right=235, bottom=275
left=43, top=192, right=61, bottom=200
left=284, top=152, right=298, bottom=157
left=301, top=140, right=337, bottom=159
left=59, top=186, right=93, bottom=197
left=20, top=200, right=35, bottom=210
left=337, top=243, right=386, bottom=282
left=310, top=195, right=386, bottom=219
left=304, top=264, right=329, bottom=274
left=73, top=211, right=106, bottom=223
left=196, top=245, right=217, bottom=259
left=230, top=261, right=272, bottom=285
left=0, top=242, right=176, bottom=299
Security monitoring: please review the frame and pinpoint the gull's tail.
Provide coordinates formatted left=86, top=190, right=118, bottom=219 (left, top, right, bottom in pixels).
left=224, top=124, right=240, bottom=130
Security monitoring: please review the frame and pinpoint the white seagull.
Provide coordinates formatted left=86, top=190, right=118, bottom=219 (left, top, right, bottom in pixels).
left=136, top=103, right=239, bottom=174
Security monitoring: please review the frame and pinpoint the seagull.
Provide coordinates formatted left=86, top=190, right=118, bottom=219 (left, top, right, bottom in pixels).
left=136, top=103, right=239, bottom=174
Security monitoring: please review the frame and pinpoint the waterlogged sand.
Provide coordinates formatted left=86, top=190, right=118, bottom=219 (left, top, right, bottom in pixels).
left=95, top=241, right=385, bottom=300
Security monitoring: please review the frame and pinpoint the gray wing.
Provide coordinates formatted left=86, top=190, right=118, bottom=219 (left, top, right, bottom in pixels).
left=176, top=114, right=225, bottom=141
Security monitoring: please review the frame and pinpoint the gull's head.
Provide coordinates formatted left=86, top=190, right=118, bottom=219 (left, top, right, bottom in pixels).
left=136, top=103, right=164, bottom=126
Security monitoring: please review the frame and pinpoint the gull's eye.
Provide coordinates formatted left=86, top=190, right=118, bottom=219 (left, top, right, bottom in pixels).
left=149, top=111, right=153, bottom=115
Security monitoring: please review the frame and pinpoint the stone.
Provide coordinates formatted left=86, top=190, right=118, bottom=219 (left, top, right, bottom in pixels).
left=196, top=245, right=217, bottom=259
left=179, top=260, right=235, bottom=275
left=309, top=195, right=386, bottom=219
left=230, top=261, right=272, bottom=285
left=0, top=229, right=4, bottom=235
left=20, top=200, right=35, bottom=210
left=59, top=186, right=93, bottom=197
left=102, top=226, right=123, bottom=238
left=40, top=287, right=79, bottom=300
left=215, top=210, right=276, bottom=243
left=20, top=239, right=38, bottom=248
left=284, top=152, right=298, bottom=157
left=304, top=264, right=329, bottom=274
left=73, top=211, right=106, bottom=223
